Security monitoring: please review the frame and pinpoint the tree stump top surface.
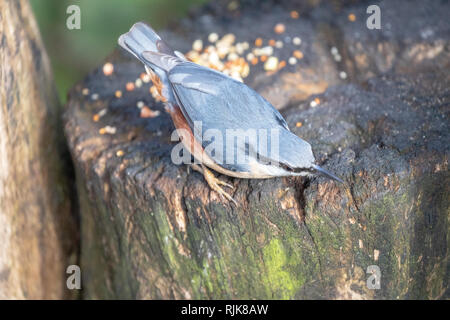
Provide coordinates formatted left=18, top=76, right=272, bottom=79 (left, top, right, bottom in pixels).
left=64, top=0, right=449, bottom=299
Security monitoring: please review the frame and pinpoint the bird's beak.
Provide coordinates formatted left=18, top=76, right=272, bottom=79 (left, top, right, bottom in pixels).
left=312, top=164, right=344, bottom=183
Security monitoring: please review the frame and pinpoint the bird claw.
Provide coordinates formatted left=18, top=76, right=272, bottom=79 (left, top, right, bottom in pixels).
left=209, top=181, right=238, bottom=206
left=190, top=164, right=237, bottom=206
left=216, top=179, right=234, bottom=190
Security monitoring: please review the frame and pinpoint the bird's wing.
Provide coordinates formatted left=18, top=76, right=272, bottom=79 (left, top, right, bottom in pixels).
left=169, top=62, right=289, bottom=131
left=168, top=62, right=290, bottom=170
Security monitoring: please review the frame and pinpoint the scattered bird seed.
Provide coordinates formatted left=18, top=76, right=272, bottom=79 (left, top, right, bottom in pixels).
left=292, top=37, right=302, bottom=45
left=254, top=46, right=273, bottom=56
left=140, top=106, right=160, bottom=118
left=288, top=57, right=297, bottom=65
left=192, top=39, right=203, bottom=52
left=331, top=47, right=342, bottom=61
left=295, top=122, right=303, bottom=127
left=220, top=33, right=236, bottom=45
left=290, top=11, right=299, bottom=19
left=246, top=52, right=255, bottom=61
left=208, top=32, right=219, bottom=43
left=339, top=71, right=347, bottom=79
left=140, top=106, right=151, bottom=117
left=228, top=52, right=239, bottom=61
left=293, top=50, right=304, bottom=59
left=99, top=126, right=116, bottom=135
left=82, top=88, right=89, bottom=96
left=102, top=62, right=114, bottom=76
left=274, top=23, right=286, bottom=34
left=136, top=101, right=145, bottom=109
left=126, top=82, right=135, bottom=91
left=275, top=41, right=283, bottom=49
left=116, top=150, right=124, bottom=157
left=235, top=43, right=245, bottom=55
left=348, top=13, right=356, bottom=22
left=240, top=63, right=250, bottom=78
left=140, top=73, right=151, bottom=83
left=91, top=93, right=99, bottom=101
left=264, top=56, right=279, bottom=71
left=255, top=38, right=263, bottom=47
left=217, top=46, right=228, bottom=59
left=98, top=108, right=107, bottom=117
left=135, top=78, right=143, bottom=88
left=310, top=97, right=320, bottom=107
left=115, top=90, right=122, bottom=98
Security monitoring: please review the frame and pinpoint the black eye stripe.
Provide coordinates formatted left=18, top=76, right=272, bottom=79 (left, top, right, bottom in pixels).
left=279, top=163, right=315, bottom=174
left=256, top=152, right=313, bottom=174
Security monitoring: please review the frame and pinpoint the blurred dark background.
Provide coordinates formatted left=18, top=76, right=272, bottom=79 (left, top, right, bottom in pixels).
left=30, top=0, right=208, bottom=103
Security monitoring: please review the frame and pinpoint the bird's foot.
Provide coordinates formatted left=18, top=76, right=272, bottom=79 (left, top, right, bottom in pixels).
left=190, top=164, right=237, bottom=206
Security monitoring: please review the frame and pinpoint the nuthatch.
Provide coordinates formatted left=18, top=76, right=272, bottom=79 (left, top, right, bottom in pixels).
left=119, top=22, right=342, bottom=204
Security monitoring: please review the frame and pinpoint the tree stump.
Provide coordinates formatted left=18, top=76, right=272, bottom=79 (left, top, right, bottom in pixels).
left=0, top=0, right=77, bottom=299
left=64, top=0, right=449, bottom=299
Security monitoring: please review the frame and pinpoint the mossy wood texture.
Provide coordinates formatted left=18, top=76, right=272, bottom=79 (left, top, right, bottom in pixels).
left=64, top=0, right=449, bottom=299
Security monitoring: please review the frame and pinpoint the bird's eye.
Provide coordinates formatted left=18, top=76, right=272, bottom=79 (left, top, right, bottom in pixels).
left=280, top=163, right=294, bottom=172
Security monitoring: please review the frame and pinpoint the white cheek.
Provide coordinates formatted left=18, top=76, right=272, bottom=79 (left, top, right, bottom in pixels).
left=248, top=159, right=289, bottom=177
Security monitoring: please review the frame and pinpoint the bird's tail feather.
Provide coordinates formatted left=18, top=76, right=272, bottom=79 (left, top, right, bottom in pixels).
left=118, top=22, right=175, bottom=66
